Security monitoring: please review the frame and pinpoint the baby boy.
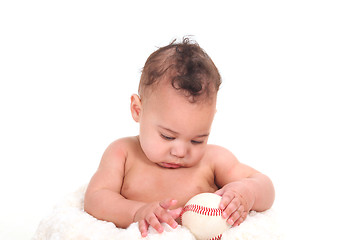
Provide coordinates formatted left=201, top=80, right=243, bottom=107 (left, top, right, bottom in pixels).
left=84, top=38, right=275, bottom=237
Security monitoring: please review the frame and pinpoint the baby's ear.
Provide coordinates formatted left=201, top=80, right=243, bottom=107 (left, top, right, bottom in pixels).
left=130, top=94, right=142, bottom=122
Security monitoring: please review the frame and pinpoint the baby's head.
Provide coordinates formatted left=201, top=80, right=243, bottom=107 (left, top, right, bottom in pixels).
left=131, top=38, right=221, bottom=168
left=138, top=38, right=221, bottom=103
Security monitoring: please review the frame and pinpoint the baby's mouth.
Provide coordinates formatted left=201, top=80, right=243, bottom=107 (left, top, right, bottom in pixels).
left=159, top=162, right=182, bottom=169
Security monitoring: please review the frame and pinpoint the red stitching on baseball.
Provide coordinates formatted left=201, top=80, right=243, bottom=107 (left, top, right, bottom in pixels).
left=209, top=234, right=222, bottom=240
left=180, top=204, right=224, bottom=225
left=181, top=204, right=223, bottom=216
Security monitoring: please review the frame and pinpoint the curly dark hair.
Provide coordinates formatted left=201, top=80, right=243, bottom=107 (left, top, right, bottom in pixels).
left=139, top=37, right=221, bottom=103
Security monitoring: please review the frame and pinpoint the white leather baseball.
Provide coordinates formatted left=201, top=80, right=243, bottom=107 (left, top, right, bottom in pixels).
left=180, top=193, right=231, bottom=240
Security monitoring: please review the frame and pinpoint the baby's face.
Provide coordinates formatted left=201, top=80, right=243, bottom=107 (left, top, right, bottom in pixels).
left=135, top=82, right=217, bottom=169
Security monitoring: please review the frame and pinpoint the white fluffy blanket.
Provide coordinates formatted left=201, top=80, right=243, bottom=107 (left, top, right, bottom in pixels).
left=33, top=185, right=283, bottom=240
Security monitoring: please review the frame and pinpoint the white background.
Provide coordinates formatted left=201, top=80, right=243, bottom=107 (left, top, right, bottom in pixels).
left=1, top=0, right=359, bottom=239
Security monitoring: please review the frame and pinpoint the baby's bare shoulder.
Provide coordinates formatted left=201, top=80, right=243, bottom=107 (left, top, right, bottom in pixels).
left=204, top=144, right=238, bottom=163
left=86, top=137, right=139, bottom=194
left=205, top=144, right=259, bottom=185
left=99, top=136, right=139, bottom=167
left=106, top=136, right=138, bottom=150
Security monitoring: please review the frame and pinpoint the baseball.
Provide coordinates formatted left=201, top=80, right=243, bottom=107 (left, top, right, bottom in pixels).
left=180, top=193, right=231, bottom=240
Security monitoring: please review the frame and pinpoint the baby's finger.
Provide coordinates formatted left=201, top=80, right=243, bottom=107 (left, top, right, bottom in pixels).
left=222, top=197, right=240, bottom=219
left=155, top=208, right=178, bottom=229
left=241, top=211, right=248, bottom=220
left=146, top=214, right=163, bottom=233
left=233, top=211, right=248, bottom=226
left=138, top=220, right=149, bottom=237
left=159, top=199, right=177, bottom=209
left=214, top=188, right=225, bottom=196
left=233, top=217, right=243, bottom=227
left=168, top=207, right=183, bottom=220
left=226, top=205, right=245, bottom=225
left=226, top=209, right=241, bottom=225
left=219, top=192, right=234, bottom=210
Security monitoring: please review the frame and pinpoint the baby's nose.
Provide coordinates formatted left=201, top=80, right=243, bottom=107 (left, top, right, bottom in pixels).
left=170, top=142, right=187, bottom=158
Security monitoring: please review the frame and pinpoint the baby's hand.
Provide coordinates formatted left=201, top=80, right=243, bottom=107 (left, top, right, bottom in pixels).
left=215, top=182, right=254, bottom=227
left=133, top=199, right=182, bottom=237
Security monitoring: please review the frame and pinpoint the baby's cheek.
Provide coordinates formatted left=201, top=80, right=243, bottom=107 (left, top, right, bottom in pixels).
left=143, top=141, right=168, bottom=162
left=191, top=148, right=206, bottom=164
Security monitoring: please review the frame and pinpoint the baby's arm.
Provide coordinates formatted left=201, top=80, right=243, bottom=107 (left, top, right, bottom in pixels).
left=84, top=139, right=180, bottom=237
left=84, top=140, right=142, bottom=227
left=211, top=146, right=275, bottom=226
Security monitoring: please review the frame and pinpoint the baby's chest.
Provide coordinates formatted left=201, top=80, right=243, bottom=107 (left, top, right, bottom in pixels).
left=121, top=166, right=217, bottom=207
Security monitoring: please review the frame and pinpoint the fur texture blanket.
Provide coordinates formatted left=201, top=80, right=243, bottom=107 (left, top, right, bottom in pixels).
left=33, top=185, right=283, bottom=240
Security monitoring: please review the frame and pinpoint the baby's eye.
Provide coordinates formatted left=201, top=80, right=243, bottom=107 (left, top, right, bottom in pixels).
left=191, top=140, right=204, bottom=145
left=160, top=134, right=175, bottom=141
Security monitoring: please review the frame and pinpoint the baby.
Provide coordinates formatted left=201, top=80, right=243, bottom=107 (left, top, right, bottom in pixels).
left=84, top=38, right=275, bottom=237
